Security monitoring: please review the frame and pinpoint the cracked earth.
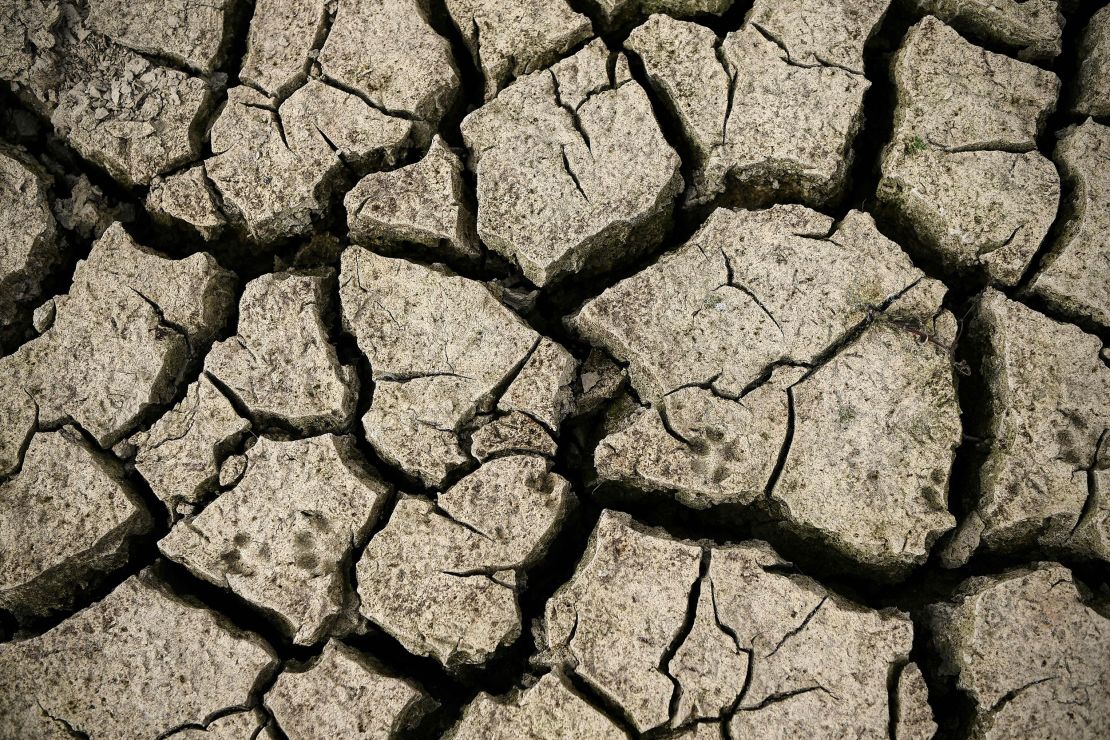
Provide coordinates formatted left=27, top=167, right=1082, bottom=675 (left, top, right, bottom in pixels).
left=0, top=0, right=1108, bottom=738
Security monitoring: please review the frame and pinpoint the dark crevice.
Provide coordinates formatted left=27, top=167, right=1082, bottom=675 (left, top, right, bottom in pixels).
left=563, top=669, right=643, bottom=736
left=840, top=3, right=917, bottom=219
left=887, top=660, right=910, bottom=740
left=661, top=550, right=711, bottom=725
left=766, top=596, right=825, bottom=658
left=736, top=684, right=830, bottom=712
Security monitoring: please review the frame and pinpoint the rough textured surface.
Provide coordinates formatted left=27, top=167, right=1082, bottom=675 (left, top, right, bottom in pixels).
left=462, top=39, right=682, bottom=286
left=574, top=206, right=923, bottom=403
left=1075, top=6, right=1110, bottom=117
left=946, top=290, right=1110, bottom=565
left=160, top=435, right=389, bottom=644
left=346, top=136, right=480, bottom=260
left=0, top=148, right=60, bottom=343
left=265, top=640, right=430, bottom=738
left=205, top=272, right=356, bottom=433
left=0, top=223, right=234, bottom=476
left=147, top=165, right=226, bottom=241
left=86, top=0, right=231, bottom=74
left=206, top=82, right=413, bottom=243
left=574, top=207, right=958, bottom=551
left=1026, top=120, right=1110, bottom=330
left=358, top=456, right=570, bottom=667
left=773, top=279, right=961, bottom=577
left=3, top=1, right=1108, bottom=734
left=896, top=663, right=939, bottom=740
left=746, top=0, right=890, bottom=73
left=626, top=3, right=882, bottom=207
left=0, top=427, right=151, bottom=620
left=541, top=512, right=702, bottom=732
left=877, top=16, right=1060, bottom=286
left=129, top=375, right=251, bottom=516
left=910, top=0, right=1063, bottom=61
left=469, top=411, right=558, bottom=461
left=499, top=336, right=577, bottom=431
left=0, top=572, right=276, bottom=738
left=446, top=0, right=592, bottom=99
left=451, top=671, right=626, bottom=739
left=2, top=1, right=211, bottom=186
left=340, top=247, right=541, bottom=487
left=542, top=512, right=923, bottom=734
left=591, top=0, right=732, bottom=27
left=928, top=564, right=1110, bottom=739
left=319, top=0, right=460, bottom=125
left=240, top=0, right=328, bottom=98
left=594, top=366, right=797, bottom=510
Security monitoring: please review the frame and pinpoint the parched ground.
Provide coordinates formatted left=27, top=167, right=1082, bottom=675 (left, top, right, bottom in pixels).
left=0, top=0, right=1108, bottom=738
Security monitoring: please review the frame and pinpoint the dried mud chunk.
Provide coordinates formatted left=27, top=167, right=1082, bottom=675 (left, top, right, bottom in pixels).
left=499, top=337, right=577, bottom=430
left=541, top=512, right=703, bottom=732
left=461, top=39, right=681, bottom=286
left=667, top=563, right=749, bottom=726
left=147, top=165, right=226, bottom=241
left=928, top=564, right=1110, bottom=738
left=595, top=367, right=798, bottom=509
left=445, top=0, right=592, bottom=99
left=205, top=272, right=356, bottom=433
left=746, top=0, right=891, bottom=73
left=1026, top=120, right=1110, bottom=330
left=0, top=427, right=151, bottom=620
left=87, top=0, right=231, bottom=74
left=207, top=83, right=412, bottom=243
left=573, top=206, right=923, bottom=403
left=319, top=0, right=459, bottom=123
left=265, top=640, right=431, bottom=738
left=0, top=0, right=61, bottom=82
left=240, top=0, right=328, bottom=98
left=626, top=11, right=875, bottom=207
left=0, top=223, right=234, bottom=474
left=345, top=136, right=479, bottom=260
left=339, top=247, right=540, bottom=487
left=0, top=573, right=277, bottom=738
left=542, top=513, right=921, bottom=734
left=877, top=17, right=1060, bottom=286
left=895, top=663, right=938, bottom=740
left=577, top=208, right=937, bottom=516
left=773, top=280, right=961, bottom=577
left=910, top=0, right=1063, bottom=61
left=129, top=375, right=250, bottom=515
left=1075, top=6, right=1110, bottom=117
left=160, top=435, right=389, bottom=645
left=31, top=298, right=54, bottom=334
left=717, top=544, right=917, bottom=738
left=0, top=149, right=60, bottom=341
left=52, top=55, right=209, bottom=187
left=357, top=456, right=570, bottom=667
left=3, top=2, right=209, bottom=187
left=592, top=0, right=732, bottom=28
left=949, top=290, right=1110, bottom=564
left=451, top=672, right=626, bottom=739
left=470, top=412, right=557, bottom=461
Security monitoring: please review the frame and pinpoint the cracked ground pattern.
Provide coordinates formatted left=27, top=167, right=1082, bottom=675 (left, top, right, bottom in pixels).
left=0, top=0, right=1108, bottom=738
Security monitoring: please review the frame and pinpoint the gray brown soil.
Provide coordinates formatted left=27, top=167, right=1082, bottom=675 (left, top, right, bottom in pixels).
left=0, top=0, right=1108, bottom=738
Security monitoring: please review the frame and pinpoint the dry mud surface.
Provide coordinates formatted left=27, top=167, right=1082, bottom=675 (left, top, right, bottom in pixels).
left=0, top=0, right=1109, bottom=738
